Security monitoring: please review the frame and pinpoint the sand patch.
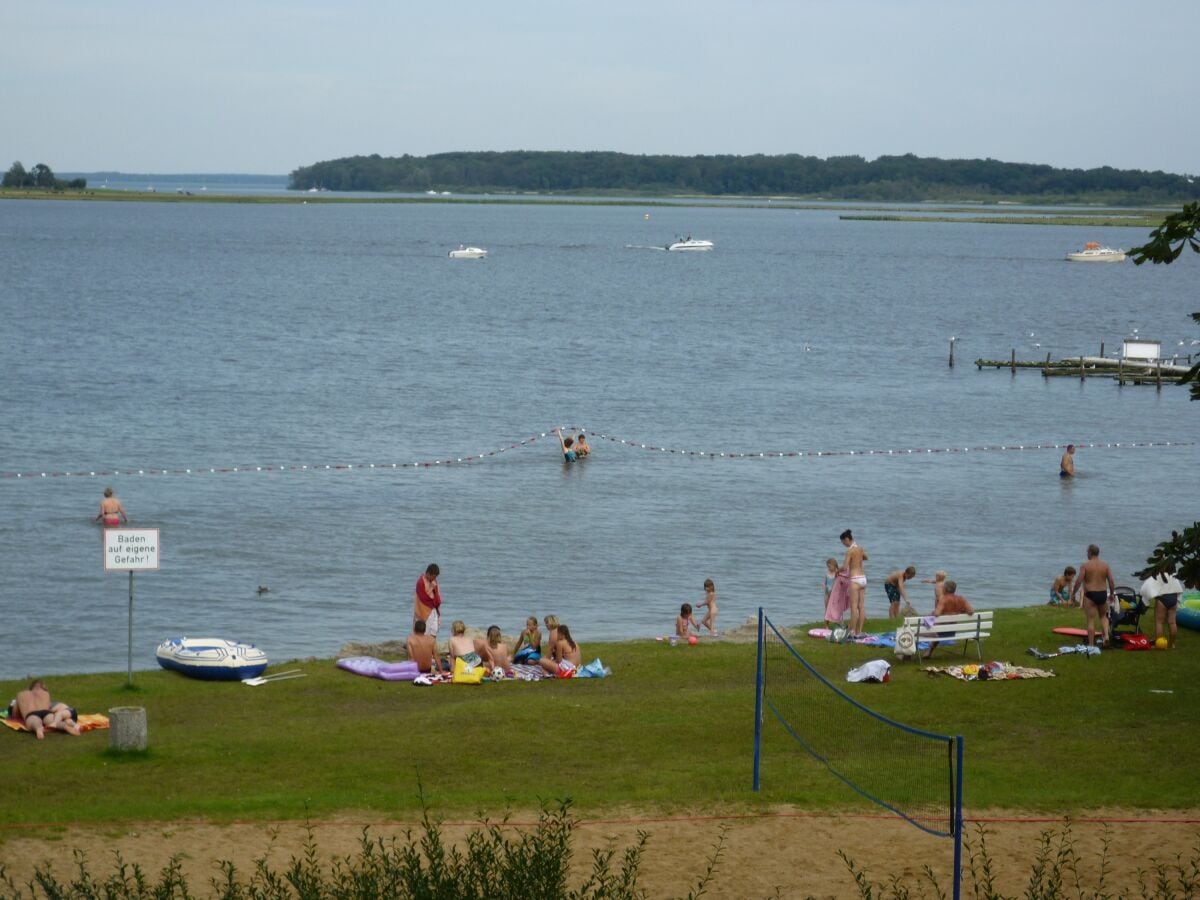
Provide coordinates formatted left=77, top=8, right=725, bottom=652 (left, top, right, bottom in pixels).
left=3, top=808, right=1196, bottom=898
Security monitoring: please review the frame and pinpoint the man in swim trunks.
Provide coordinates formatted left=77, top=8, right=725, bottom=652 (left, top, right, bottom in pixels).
left=94, top=486, right=128, bottom=527
left=1059, top=444, right=1075, bottom=478
left=883, top=566, right=917, bottom=618
left=1070, top=544, right=1115, bottom=647
left=413, top=563, right=442, bottom=636
left=840, top=529, right=868, bottom=637
left=10, top=679, right=80, bottom=740
left=405, top=619, right=439, bottom=673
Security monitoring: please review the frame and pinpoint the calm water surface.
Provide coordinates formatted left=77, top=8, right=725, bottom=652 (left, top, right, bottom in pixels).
left=1, top=199, right=1197, bottom=679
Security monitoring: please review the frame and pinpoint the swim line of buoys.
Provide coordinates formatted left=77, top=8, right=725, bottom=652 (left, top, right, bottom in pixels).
left=0, top=431, right=1191, bottom=481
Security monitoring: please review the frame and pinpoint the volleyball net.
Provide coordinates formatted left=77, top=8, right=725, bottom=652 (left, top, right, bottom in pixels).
left=753, top=610, right=963, bottom=892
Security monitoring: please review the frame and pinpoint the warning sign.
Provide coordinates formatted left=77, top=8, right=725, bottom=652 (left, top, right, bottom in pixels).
left=104, top=528, right=160, bottom=571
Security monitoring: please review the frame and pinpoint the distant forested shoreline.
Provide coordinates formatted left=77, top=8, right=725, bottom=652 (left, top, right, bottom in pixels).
left=289, top=151, right=1199, bottom=204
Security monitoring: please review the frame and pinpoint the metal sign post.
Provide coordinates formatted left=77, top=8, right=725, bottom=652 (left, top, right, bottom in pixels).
left=104, top=528, right=160, bottom=687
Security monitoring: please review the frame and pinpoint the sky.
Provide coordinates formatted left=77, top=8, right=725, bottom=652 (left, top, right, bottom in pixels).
left=5, top=0, right=1197, bottom=176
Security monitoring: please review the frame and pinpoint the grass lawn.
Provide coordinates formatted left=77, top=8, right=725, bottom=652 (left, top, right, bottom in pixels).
left=2, top=605, right=1196, bottom=838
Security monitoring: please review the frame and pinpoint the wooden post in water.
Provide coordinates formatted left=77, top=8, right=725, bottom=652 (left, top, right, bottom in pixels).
left=1045, top=352, right=1051, bottom=364
left=1079, top=356, right=1085, bottom=380
left=1010, top=349, right=1016, bottom=373
left=1118, top=356, right=1124, bottom=386
left=1100, top=341, right=1105, bottom=358
left=948, top=337, right=955, bottom=368
left=1157, top=359, right=1162, bottom=391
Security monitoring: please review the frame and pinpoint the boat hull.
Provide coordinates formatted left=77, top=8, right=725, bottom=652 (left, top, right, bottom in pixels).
left=667, top=240, right=713, bottom=252
left=448, top=247, right=487, bottom=259
left=156, top=637, right=269, bottom=681
left=1066, top=250, right=1125, bottom=262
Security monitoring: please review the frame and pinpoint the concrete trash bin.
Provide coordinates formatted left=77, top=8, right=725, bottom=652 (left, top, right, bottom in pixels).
left=109, top=706, right=147, bottom=751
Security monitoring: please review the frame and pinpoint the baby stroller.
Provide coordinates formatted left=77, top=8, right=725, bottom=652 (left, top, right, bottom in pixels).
left=1108, top=585, right=1146, bottom=637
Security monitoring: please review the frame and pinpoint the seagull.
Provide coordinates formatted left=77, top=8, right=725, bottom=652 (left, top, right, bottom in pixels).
left=256, top=586, right=270, bottom=595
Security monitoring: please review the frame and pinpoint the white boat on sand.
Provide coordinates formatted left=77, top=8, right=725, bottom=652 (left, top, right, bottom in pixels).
left=667, top=237, right=713, bottom=252
left=1066, top=242, right=1125, bottom=262
left=448, top=245, right=488, bottom=259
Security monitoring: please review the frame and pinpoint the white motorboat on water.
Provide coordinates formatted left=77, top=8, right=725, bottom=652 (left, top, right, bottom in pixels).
left=1066, top=242, right=1126, bottom=262
left=667, top=237, right=714, bottom=252
left=156, top=637, right=268, bottom=681
left=448, top=245, right=488, bottom=259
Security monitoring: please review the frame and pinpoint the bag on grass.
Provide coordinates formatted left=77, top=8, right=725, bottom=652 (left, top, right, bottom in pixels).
left=894, top=625, right=917, bottom=658
left=578, top=658, right=610, bottom=678
left=847, top=659, right=891, bottom=683
left=452, top=656, right=484, bottom=685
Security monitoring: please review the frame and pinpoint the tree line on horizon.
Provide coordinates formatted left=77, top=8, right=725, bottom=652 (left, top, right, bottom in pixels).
left=3, top=161, right=86, bottom=190
left=288, top=151, right=1199, bottom=203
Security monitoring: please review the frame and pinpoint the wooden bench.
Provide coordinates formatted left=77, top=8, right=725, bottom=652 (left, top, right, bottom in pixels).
left=900, top=611, right=993, bottom=660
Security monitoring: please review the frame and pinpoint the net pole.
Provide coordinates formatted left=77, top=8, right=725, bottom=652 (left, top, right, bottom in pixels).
left=752, top=606, right=765, bottom=791
left=952, top=735, right=964, bottom=900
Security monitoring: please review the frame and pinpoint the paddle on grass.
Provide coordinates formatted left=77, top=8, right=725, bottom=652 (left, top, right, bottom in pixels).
left=242, top=670, right=306, bottom=686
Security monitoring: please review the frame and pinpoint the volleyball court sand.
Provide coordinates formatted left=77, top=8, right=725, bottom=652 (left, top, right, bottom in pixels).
left=3, top=808, right=1196, bottom=898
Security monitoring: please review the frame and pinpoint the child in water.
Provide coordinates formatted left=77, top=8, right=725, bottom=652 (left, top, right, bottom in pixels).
left=676, top=603, right=700, bottom=638
left=695, top=579, right=718, bottom=634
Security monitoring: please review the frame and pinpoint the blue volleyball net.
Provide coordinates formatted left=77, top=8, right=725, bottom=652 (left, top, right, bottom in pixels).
left=753, top=611, right=963, bottom=892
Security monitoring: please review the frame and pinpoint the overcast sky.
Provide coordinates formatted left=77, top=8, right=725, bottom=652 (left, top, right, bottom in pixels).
left=6, top=0, right=1196, bottom=175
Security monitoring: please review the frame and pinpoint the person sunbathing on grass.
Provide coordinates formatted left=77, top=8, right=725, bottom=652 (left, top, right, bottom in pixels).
left=486, top=626, right=512, bottom=673
left=10, top=679, right=81, bottom=739
left=540, top=623, right=582, bottom=676
left=446, top=620, right=494, bottom=670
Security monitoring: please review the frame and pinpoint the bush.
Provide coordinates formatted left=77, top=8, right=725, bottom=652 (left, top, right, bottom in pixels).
left=0, top=800, right=725, bottom=900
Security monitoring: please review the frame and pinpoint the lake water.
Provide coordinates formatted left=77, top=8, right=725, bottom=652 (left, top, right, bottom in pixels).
left=1, top=198, right=1197, bottom=680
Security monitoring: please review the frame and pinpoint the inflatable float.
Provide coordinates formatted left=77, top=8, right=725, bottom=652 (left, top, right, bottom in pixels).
left=156, top=637, right=268, bottom=681
left=336, top=656, right=420, bottom=681
left=1178, top=594, right=1200, bottom=632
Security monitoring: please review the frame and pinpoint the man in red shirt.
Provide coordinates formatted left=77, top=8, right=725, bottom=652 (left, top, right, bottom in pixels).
left=413, top=563, right=442, bottom=636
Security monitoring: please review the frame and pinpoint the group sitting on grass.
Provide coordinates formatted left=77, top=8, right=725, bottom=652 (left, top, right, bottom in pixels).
left=405, top=614, right=582, bottom=678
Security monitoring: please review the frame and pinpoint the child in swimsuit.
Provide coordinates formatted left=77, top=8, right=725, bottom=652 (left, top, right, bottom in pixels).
left=512, top=616, right=541, bottom=662
left=675, top=603, right=700, bottom=638
left=1049, top=567, right=1076, bottom=606
left=696, top=579, right=718, bottom=634
left=486, top=625, right=511, bottom=674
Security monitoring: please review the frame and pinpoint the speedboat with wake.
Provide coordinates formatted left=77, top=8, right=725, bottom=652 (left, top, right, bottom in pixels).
left=667, top=237, right=713, bottom=252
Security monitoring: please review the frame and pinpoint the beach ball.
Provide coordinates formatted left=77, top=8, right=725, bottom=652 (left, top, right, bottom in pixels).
left=687, top=635, right=698, bottom=646
left=1155, top=637, right=1168, bottom=649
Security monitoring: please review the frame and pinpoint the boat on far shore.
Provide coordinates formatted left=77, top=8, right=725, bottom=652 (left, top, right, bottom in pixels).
left=667, top=236, right=714, bottom=252
left=1066, top=242, right=1126, bottom=262
left=448, top=245, right=488, bottom=259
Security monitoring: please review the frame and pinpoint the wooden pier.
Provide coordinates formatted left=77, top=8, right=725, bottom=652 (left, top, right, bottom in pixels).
left=974, top=349, right=1192, bottom=388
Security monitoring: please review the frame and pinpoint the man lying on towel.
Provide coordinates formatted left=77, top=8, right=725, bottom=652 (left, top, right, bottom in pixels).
left=8, top=679, right=81, bottom=740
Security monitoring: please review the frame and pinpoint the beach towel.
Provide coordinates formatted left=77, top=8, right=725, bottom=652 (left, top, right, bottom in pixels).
left=824, top=572, right=850, bottom=623
left=3, top=711, right=110, bottom=734
left=510, top=663, right=547, bottom=681
left=924, top=662, right=1055, bottom=682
